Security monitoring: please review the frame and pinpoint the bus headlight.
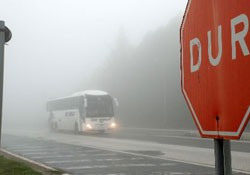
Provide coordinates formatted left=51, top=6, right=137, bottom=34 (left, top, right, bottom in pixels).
left=110, top=122, right=116, bottom=128
left=86, top=124, right=92, bottom=129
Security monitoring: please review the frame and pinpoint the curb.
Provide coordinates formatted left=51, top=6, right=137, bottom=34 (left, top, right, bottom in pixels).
left=0, top=148, right=70, bottom=175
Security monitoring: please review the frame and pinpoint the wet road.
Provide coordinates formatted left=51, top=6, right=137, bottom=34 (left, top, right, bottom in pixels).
left=2, top=132, right=250, bottom=175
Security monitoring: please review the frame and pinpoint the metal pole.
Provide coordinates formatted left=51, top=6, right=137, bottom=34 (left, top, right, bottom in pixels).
left=0, top=21, right=5, bottom=147
left=223, top=140, right=232, bottom=175
left=214, top=139, right=224, bottom=175
left=214, top=139, right=233, bottom=175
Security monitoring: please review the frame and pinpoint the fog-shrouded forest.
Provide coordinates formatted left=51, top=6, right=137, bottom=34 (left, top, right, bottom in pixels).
left=85, top=15, right=195, bottom=130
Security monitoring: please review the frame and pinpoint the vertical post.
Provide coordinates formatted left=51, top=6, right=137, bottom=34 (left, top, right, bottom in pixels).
left=214, top=139, right=224, bottom=175
left=214, top=139, right=232, bottom=175
left=223, top=140, right=232, bottom=175
left=0, top=21, right=5, bottom=147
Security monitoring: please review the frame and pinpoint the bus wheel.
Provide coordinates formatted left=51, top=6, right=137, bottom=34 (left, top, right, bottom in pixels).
left=74, top=123, right=79, bottom=135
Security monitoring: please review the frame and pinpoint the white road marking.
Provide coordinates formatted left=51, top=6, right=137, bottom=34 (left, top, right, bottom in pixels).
left=10, top=148, right=60, bottom=152
left=9, top=147, right=82, bottom=152
left=46, top=157, right=142, bottom=164
left=150, top=172, right=162, bottom=175
left=65, top=164, right=156, bottom=170
left=159, top=163, right=176, bottom=166
left=90, top=153, right=117, bottom=156
left=32, top=154, right=87, bottom=159
left=131, top=157, right=144, bottom=160
left=96, top=157, right=143, bottom=161
left=65, top=165, right=108, bottom=170
left=45, top=159, right=91, bottom=164
left=83, top=149, right=101, bottom=153
left=23, top=152, right=59, bottom=156
left=5, top=146, right=50, bottom=150
left=117, top=164, right=156, bottom=167
left=96, top=158, right=123, bottom=161
left=169, top=172, right=185, bottom=175
left=20, top=150, right=89, bottom=155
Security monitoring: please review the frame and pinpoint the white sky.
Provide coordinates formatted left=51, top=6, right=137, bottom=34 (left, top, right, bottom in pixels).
left=0, top=0, right=187, bottom=76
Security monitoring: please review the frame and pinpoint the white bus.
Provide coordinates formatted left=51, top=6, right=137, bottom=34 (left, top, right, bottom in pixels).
left=47, top=90, right=118, bottom=133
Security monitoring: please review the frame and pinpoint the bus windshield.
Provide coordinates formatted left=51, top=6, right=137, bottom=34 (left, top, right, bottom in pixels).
left=86, top=95, right=114, bottom=118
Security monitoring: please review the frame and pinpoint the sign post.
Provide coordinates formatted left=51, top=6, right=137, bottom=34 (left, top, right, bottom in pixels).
left=214, top=139, right=232, bottom=175
left=0, top=21, right=11, bottom=147
left=223, top=140, right=232, bottom=175
left=214, top=139, right=224, bottom=175
left=180, top=0, right=250, bottom=174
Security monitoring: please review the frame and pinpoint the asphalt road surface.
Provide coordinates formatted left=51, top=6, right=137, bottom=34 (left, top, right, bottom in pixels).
left=2, top=129, right=250, bottom=175
left=82, top=128, right=250, bottom=153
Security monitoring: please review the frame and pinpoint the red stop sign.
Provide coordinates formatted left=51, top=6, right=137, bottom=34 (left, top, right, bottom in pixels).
left=181, top=0, right=250, bottom=140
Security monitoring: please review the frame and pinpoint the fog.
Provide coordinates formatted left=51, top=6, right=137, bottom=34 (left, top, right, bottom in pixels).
left=0, top=0, right=197, bottom=131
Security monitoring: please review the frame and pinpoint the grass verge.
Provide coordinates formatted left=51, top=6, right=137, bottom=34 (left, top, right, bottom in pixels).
left=0, top=155, right=42, bottom=175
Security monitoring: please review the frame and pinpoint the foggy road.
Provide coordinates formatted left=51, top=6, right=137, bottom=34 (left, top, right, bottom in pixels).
left=2, top=128, right=250, bottom=174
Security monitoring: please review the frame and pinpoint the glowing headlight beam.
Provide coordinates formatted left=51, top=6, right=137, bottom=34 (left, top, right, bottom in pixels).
left=110, top=122, right=116, bottom=128
left=86, top=124, right=92, bottom=129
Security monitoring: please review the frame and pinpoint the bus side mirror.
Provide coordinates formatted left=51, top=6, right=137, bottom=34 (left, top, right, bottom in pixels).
left=114, top=98, right=119, bottom=107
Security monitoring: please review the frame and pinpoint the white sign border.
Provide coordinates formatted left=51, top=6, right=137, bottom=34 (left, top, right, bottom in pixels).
left=180, top=0, right=250, bottom=138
